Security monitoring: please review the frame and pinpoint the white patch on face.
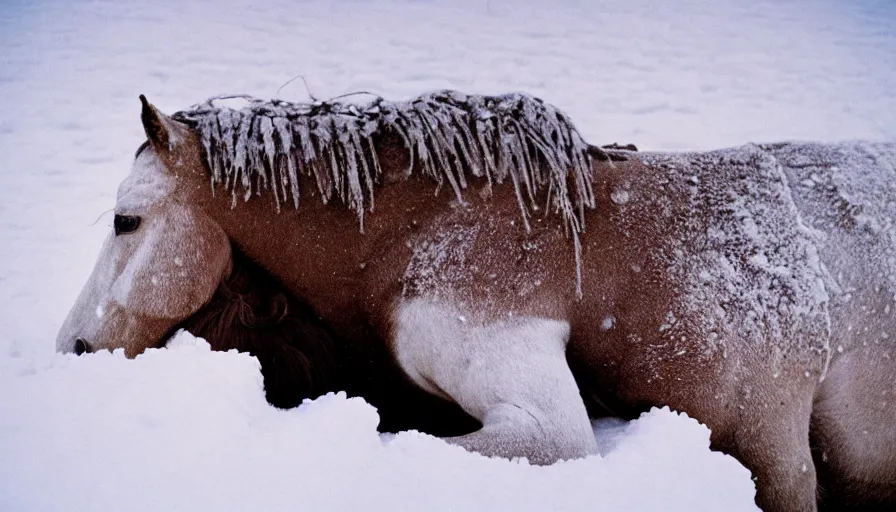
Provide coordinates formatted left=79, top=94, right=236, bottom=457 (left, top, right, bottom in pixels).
left=106, top=151, right=190, bottom=312
left=106, top=149, right=215, bottom=316
left=95, top=304, right=105, bottom=319
left=116, top=150, right=176, bottom=214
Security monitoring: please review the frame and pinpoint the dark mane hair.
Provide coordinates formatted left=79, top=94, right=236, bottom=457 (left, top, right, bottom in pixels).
left=176, top=248, right=337, bottom=408
left=178, top=247, right=481, bottom=435
left=173, top=90, right=603, bottom=296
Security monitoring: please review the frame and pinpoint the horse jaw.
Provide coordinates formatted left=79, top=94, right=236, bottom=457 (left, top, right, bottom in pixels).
left=57, top=145, right=231, bottom=358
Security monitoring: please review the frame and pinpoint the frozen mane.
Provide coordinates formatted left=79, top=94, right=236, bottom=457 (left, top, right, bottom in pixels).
left=173, top=90, right=601, bottom=295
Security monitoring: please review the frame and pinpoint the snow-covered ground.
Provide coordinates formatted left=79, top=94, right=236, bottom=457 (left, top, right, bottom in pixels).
left=2, top=333, right=758, bottom=511
left=1, top=0, right=894, bottom=510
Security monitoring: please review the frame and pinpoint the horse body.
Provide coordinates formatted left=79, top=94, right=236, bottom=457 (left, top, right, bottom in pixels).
left=573, top=146, right=832, bottom=509
left=56, top=93, right=896, bottom=511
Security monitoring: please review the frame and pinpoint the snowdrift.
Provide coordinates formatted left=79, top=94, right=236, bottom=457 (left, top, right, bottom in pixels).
left=0, top=333, right=758, bottom=511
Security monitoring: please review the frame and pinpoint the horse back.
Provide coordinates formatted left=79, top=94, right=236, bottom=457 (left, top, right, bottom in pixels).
left=569, top=144, right=834, bottom=424
left=761, top=141, right=896, bottom=355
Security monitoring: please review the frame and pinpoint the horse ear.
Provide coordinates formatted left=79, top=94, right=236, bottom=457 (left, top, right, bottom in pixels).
left=139, top=94, right=187, bottom=151
left=139, top=94, right=169, bottom=147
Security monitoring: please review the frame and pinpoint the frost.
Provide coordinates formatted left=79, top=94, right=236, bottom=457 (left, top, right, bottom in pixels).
left=627, top=141, right=896, bottom=377
left=635, top=144, right=836, bottom=371
left=762, top=141, right=896, bottom=364
left=610, top=188, right=630, bottom=205
left=601, top=315, right=615, bottom=331
left=658, top=311, right=676, bottom=332
left=173, top=90, right=599, bottom=297
left=402, top=223, right=479, bottom=299
left=116, top=150, right=177, bottom=212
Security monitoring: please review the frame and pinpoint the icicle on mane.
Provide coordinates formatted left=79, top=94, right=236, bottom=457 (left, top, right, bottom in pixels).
left=172, top=90, right=598, bottom=296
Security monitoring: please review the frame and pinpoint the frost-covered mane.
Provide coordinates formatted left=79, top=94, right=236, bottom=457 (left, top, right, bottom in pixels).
left=173, top=90, right=599, bottom=295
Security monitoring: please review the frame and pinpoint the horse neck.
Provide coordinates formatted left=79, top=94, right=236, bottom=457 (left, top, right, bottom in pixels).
left=181, top=165, right=416, bottom=340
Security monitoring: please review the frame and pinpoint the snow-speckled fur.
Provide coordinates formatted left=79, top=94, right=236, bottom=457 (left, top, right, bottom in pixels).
left=633, top=145, right=834, bottom=376
left=763, top=141, right=896, bottom=508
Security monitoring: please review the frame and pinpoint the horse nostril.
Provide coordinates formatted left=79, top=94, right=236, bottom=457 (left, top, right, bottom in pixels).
left=74, top=338, right=89, bottom=356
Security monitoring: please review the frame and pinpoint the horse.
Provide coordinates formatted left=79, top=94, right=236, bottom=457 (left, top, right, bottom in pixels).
left=56, top=90, right=896, bottom=511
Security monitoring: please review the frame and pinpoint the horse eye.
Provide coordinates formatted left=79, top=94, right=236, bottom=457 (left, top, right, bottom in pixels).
left=114, top=214, right=141, bottom=235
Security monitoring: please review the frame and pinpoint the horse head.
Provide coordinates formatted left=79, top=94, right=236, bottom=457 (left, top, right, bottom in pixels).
left=56, top=96, right=232, bottom=358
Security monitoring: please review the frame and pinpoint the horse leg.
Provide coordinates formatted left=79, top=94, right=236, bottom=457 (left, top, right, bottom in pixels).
left=392, top=298, right=597, bottom=465
left=812, top=348, right=896, bottom=510
left=717, top=379, right=818, bottom=512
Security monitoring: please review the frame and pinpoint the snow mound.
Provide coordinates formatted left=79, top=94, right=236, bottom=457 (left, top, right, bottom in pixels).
left=0, top=333, right=757, bottom=511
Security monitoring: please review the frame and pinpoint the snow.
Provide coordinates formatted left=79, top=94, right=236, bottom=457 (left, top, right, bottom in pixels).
left=1, top=333, right=757, bottom=512
left=1, top=0, right=894, bottom=510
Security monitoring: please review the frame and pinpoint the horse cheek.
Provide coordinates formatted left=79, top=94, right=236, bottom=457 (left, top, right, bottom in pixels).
left=110, top=210, right=229, bottom=321
left=149, top=214, right=231, bottom=321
